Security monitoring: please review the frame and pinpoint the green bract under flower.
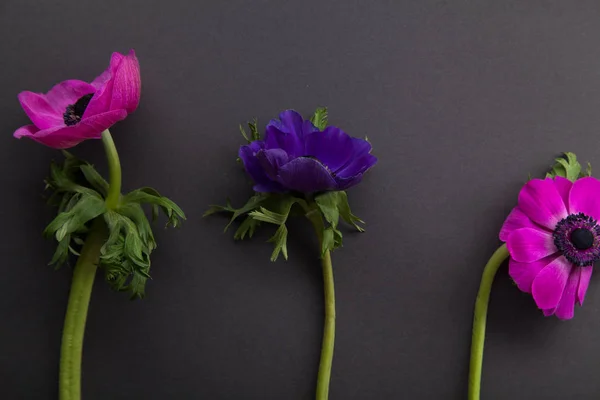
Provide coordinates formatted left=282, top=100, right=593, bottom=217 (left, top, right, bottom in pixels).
left=44, top=152, right=185, bottom=298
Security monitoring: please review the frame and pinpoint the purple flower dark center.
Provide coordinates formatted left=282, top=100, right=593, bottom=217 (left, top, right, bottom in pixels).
left=63, top=93, right=94, bottom=126
left=553, top=212, right=600, bottom=266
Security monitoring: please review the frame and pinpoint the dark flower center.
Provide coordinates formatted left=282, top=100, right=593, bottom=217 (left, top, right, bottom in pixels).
left=553, top=213, right=600, bottom=266
left=63, top=93, right=94, bottom=126
left=571, top=228, right=594, bottom=250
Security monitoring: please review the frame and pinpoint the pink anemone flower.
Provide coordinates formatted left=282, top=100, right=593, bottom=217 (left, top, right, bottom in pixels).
left=500, top=176, right=600, bottom=319
left=14, top=50, right=141, bottom=149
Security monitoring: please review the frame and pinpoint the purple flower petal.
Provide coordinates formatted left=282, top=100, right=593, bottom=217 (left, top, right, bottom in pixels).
left=577, top=266, right=593, bottom=304
left=517, top=178, right=569, bottom=230
left=499, top=207, right=538, bottom=242
left=256, top=148, right=289, bottom=180
left=276, top=157, right=337, bottom=193
left=509, top=254, right=557, bottom=293
left=18, top=80, right=95, bottom=130
left=304, top=126, right=353, bottom=171
left=334, top=173, right=364, bottom=191
left=569, top=177, right=600, bottom=223
left=531, top=256, right=572, bottom=310
left=506, top=227, right=557, bottom=263
left=553, top=266, right=581, bottom=320
left=264, top=110, right=308, bottom=157
left=335, top=137, right=377, bottom=178
left=239, top=142, right=282, bottom=193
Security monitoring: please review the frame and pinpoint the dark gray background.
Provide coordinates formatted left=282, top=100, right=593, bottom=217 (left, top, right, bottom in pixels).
left=1, top=1, right=600, bottom=399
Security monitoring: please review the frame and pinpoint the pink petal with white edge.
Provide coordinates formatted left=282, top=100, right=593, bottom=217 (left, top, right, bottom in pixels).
left=509, top=255, right=557, bottom=293
left=553, top=266, right=581, bottom=320
left=109, top=50, right=141, bottom=113
left=577, top=266, right=593, bottom=305
left=499, top=207, right=538, bottom=242
left=14, top=110, right=127, bottom=149
left=531, top=256, right=573, bottom=310
left=569, top=177, right=600, bottom=222
left=506, top=227, right=557, bottom=263
left=553, top=176, right=574, bottom=213
left=518, top=178, right=568, bottom=230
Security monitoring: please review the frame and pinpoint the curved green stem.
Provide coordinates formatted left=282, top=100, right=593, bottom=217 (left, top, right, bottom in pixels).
left=306, top=208, right=336, bottom=400
left=101, top=129, right=122, bottom=209
left=58, top=218, right=105, bottom=400
left=59, top=130, right=122, bottom=400
left=468, top=244, right=509, bottom=400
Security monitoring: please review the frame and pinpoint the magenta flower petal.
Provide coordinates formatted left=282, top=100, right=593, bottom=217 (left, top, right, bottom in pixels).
left=553, top=267, right=581, bottom=320
left=508, top=255, right=556, bottom=293
left=531, top=256, right=572, bottom=309
left=577, top=266, right=593, bottom=304
left=553, top=176, right=573, bottom=212
left=499, top=207, right=537, bottom=242
left=517, top=178, right=568, bottom=230
left=14, top=51, right=140, bottom=149
left=276, top=157, right=338, bottom=193
left=506, top=227, right=557, bottom=263
left=108, top=50, right=141, bottom=113
left=569, top=177, right=600, bottom=223
left=18, top=80, right=95, bottom=130
left=15, top=110, right=127, bottom=149
left=304, top=126, right=354, bottom=171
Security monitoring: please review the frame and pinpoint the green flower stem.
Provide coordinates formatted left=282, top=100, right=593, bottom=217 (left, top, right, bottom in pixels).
left=59, top=129, right=122, bottom=400
left=58, top=218, right=105, bottom=400
left=101, top=129, right=122, bottom=209
left=306, top=208, right=336, bottom=400
left=468, top=244, right=509, bottom=400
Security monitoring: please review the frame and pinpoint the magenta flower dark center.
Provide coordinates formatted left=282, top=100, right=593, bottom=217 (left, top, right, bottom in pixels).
left=553, top=212, right=600, bottom=266
left=63, top=93, right=94, bottom=126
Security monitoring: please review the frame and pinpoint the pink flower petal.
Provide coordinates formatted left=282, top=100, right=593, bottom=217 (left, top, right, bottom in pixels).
left=14, top=110, right=127, bottom=149
left=18, top=80, right=95, bottom=130
left=531, top=256, right=573, bottom=309
left=554, top=267, right=581, bottom=320
left=577, top=266, right=593, bottom=305
left=518, top=178, right=568, bottom=230
left=109, top=50, right=141, bottom=113
left=569, top=177, right=600, bottom=222
left=499, top=207, right=538, bottom=242
left=509, top=255, right=556, bottom=293
left=543, top=308, right=556, bottom=317
left=506, top=227, right=557, bottom=263
left=553, top=176, right=573, bottom=213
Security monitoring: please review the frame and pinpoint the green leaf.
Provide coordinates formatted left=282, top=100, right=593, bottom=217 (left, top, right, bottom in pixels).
left=234, top=216, right=261, bottom=240
left=249, top=118, right=260, bottom=141
left=314, top=191, right=364, bottom=232
left=321, top=227, right=343, bottom=256
left=80, top=164, right=109, bottom=197
left=547, top=152, right=581, bottom=182
left=249, top=207, right=288, bottom=225
left=239, top=124, right=250, bottom=143
left=315, top=192, right=341, bottom=229
left=336, top=191, right=365, bottom=232
left=267, top=224, right=288, bottom=261
left=310, top=107, right=328, bottom=130
left=204, top=194, right=268, bottom=231
left=44, top=193, right=107, bottom=242
left=122, top=187, right=186, bottom=228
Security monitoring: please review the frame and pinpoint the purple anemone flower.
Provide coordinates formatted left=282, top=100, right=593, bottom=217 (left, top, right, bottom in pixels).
left=14, top=50, right=141, bottom=149
left=239, top=110, right=377, bottom=193
left=500, top=176, right=600, bottom=319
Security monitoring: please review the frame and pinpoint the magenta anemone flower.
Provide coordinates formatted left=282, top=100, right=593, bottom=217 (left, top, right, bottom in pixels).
left=239, top=110, right=377, bottom=193
left=500, top=176, right=600, bottom=320
left=14, top=50, right=141, bottom=149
